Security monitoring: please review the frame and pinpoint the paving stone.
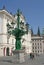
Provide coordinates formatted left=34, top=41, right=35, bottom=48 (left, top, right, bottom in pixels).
left=0, top=54, right=44, bottom=65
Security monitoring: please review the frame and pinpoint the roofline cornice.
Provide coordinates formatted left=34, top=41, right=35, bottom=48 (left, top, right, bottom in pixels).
left=0, top=9, right=15, bottom=20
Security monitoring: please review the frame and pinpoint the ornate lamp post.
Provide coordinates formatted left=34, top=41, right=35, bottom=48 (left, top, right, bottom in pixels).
left=7, top=9, right=29, bottom=63
left=7, top=9, right=28, bottom=50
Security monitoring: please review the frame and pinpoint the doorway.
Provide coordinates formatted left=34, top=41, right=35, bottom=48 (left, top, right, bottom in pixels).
left=6, top=47, right=9, bottom=56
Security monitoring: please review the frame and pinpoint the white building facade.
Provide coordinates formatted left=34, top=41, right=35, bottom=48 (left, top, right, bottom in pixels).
left=31, top=35, right=44, bottom=54
left=0, top=9, right=32, bottom=56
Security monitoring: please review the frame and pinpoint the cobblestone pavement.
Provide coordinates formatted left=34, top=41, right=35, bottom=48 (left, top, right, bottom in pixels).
left=0, top=54, right=44, bottom=65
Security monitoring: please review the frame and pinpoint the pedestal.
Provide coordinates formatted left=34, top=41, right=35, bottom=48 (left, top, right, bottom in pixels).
left=12, top=50, right=25, bottom=63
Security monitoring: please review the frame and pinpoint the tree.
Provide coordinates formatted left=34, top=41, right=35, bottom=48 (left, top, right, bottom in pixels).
left=37, top=26, right=40, bottom=36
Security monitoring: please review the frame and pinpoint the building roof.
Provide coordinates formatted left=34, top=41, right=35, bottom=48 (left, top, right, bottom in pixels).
left=0, top=9, right=26, bottom=23
left=31, top=34, right=43, bottom=40
left=0, top=9, right=15, bottom=20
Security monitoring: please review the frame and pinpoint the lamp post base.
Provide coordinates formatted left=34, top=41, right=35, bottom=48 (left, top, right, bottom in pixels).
left=12, top=50, right=25, bottom=63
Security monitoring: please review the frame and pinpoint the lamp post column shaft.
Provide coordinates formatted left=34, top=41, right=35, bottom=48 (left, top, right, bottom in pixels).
left=17, top=10, right=20, bottom=29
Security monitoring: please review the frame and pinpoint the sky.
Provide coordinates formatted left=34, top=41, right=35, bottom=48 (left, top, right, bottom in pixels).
left=0, top=0, right=44, bottom=34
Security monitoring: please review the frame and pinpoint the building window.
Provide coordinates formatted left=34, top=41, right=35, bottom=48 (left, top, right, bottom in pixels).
left=40, top=50, right=42, bottom=52
left=7, top=35, right=9, bottom=44
left=35, top=47, right=37, bottom=49
left=43, top=41, right=44, bottom=43
left=40, top=40, right=41, bottom=41
left=40, top=43, right=41, bottom=45
left=38, top=51, right=39, bottom=53
left=33, top=43, right=34, bottom=45
left=40, top=46, right=42, bottom=49
left=35, top=43, right=36, bottom=45
left=33, top=51, right=34, bottom=53
left=38, top=47, right=39, bottom=49
left=33, top=47, right=34, bottom=49
left=38, top=43, right=39, bottom=45
left=35, top=51, right=37, bottom=53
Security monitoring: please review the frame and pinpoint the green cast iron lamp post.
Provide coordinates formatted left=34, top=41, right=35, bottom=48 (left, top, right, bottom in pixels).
left=7, top=9, right=29, bottom=50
